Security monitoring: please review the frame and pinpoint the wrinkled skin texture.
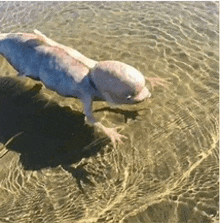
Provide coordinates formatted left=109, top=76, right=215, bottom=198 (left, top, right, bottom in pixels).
left=0, top=30, right=167, bottom=147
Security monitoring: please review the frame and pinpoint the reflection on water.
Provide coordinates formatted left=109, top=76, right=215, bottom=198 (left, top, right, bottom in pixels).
left=0, top=2, right=219, bottom=223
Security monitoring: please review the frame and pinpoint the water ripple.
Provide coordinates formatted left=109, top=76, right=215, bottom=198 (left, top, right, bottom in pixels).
left=0, top=1, right=219, bottom=223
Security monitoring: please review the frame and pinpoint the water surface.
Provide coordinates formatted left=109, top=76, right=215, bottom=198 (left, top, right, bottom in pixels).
left=0, top=2, right=219, bottom=223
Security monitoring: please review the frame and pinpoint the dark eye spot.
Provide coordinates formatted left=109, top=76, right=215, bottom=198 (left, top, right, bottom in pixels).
left=127, top=95, right=132, bottom=100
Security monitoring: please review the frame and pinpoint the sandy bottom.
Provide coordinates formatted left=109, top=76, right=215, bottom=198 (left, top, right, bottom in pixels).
left=0, top=1, right=219, bottom=223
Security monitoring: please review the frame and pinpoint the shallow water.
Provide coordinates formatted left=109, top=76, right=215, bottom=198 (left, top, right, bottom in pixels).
left=0, top=1, right=219, bottom=223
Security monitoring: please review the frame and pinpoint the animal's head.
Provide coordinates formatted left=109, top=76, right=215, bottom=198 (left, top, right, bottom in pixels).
left=90, top=61, right=151, bottom=104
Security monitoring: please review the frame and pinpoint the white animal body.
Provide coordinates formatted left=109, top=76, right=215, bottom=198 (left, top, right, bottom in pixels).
left=0, top=30, right=166, bottom=147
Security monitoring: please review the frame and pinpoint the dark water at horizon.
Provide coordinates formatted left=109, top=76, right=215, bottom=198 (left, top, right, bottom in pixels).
left=0, top=2, right=219, bottom=223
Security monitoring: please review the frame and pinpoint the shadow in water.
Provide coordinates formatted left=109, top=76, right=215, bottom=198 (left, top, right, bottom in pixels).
left=94, top=106, right=143, bottom=123
left=0, top=76, right=105, bottom=171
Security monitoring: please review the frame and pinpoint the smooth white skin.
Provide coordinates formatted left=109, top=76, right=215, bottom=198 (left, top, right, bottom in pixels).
left=0, top=30, right=159, bottom=148
left=90, top=61, right=151, bottom=105
left=33, top=30, right=151, bottom=104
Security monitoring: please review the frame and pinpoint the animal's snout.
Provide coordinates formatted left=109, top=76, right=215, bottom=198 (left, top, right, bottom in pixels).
left=133, top=86, right=151, bottom=102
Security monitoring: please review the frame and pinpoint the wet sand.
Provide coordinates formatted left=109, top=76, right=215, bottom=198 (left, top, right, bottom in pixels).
left=0, top=2, right=219, bottom=223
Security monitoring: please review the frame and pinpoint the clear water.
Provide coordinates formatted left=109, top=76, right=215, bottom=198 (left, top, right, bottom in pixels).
left=0, top=2, right=219, bottom=223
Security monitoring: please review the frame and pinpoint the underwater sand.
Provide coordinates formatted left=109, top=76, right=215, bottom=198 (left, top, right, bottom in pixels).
left=0, top=2, right=219, bottom=223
